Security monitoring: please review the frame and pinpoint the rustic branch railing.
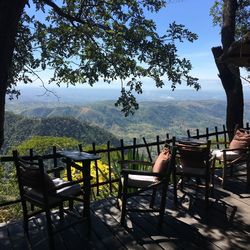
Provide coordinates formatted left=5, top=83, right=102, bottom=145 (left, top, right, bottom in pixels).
left=0, top=134, right=170, bottom=209
left=1, top=123, right=249, bottom=210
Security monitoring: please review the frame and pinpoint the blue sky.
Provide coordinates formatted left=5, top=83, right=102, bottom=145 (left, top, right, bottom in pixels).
left=148, top=0, right=224, bottom=91
left=20, top=1, right=249, bottom=97
left=157, top=0, right=221, bottom=80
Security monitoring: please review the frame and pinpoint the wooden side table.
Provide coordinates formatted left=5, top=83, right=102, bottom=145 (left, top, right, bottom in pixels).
left=58, top=150, right=100, bottom=229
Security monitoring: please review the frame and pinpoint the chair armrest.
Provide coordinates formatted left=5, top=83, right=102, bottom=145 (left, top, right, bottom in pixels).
left=221, top=147, right=249, bottom=152
left=221, top=147, right=250, bottom=164
left=121, top=169, right=163, bottom=178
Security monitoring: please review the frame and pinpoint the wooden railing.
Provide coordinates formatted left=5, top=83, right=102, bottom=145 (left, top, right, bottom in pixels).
left=187, top=123, right=250, bottom=149
left=1, top=123, right=250, bottom=210
left=0, top=134, right=170, bottom=209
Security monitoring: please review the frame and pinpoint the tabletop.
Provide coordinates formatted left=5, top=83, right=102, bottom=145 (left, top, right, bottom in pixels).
left=176, top=136, right=207, bottom=145
left=58, top=150, right=100, bottom=161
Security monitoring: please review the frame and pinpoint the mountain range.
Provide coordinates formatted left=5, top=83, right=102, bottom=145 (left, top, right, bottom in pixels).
left=5, top=99, right=250, bottom=154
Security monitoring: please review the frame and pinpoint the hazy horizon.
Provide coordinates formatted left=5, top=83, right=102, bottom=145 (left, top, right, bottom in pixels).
left=6, top=76, right=250, bottom=108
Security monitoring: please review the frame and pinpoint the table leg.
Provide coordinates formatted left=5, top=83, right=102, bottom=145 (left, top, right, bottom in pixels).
left=66, top=158, right=74, bottom=209
left=82, top=160, right=91, bottom=230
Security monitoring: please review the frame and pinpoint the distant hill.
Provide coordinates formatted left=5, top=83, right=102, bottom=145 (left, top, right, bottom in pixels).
left=3, top=112, right=120, bottom=153
left=4, top=100, right=250, bottom=152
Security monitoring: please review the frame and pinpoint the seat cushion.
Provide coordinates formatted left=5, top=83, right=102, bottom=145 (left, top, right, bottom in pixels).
left=24, top=178, right=81, bottom=206
left=123, top=174, right=158, bottom=188
left=212, top=149, right=240, bottom=161
left=152, top=147, right=171, bottom=174
left=53, top=178, right=81, bottom=197
left=229, top=128, right=250, bottom=149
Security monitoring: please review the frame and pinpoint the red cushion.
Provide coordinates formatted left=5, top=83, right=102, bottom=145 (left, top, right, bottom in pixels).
left=152, top=147, right=171, bottom=174
left=229, top=129, right=250, bottom=149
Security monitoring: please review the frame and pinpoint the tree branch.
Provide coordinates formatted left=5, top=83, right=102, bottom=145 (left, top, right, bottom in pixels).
left=42, top=0, right=110, bottom=31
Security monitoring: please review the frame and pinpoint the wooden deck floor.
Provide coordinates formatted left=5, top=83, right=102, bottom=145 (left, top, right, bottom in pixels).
left=0, top=178, right=249, bottom=250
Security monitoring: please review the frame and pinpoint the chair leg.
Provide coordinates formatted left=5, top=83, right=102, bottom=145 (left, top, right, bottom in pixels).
left=150, top=187, right=157, bottom=208
left=120, top=185, right=127, bottom=226
left=222, top=161, right=227, bottom=188
left=172, top=172, right=178, bottom=208
left=21, top=201, right=30, bottom=239
left=159, top=183, right=167, bottom=226
left=117, top=179, right=123, bottom=209
left=59, top=205, right=64, bottom=223
left=45, top=209, right=55, bottom=250
left=205, top=177, right=209, bottom=208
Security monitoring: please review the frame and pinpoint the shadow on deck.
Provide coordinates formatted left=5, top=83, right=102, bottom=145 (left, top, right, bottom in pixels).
left=0, top=180, right=249, bottom=250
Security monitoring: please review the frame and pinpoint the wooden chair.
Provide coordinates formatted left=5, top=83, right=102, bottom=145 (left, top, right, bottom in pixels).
left=173, top=140, right=214, bottom=208
left=117, top=138, right=176, bottom=226
left=212, top=127, right=250, bottom=188
left=13, top=150, right=88, bottom=250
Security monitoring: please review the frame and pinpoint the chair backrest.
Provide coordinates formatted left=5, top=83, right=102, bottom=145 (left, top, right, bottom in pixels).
left=13, top=150, right=55, bottom=195
left=176, top=140, right=211, bottom=170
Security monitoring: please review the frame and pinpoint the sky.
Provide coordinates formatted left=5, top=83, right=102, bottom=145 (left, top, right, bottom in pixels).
left=19, top=0, right=250, bottom=99
left=148, top=0, right=221, bottom=81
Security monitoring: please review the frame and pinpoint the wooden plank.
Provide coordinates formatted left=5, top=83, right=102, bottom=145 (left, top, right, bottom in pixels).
left=97, top=198, right=163, bottom=250
left=0, top=179, right=249, bottom=250
left=92, top=200, right=144, bottom=250
left=29, top=213, right=67, bottom=250
left=106, top=197, right=198, bottom=250
left=74, top=206, right=107, bottom=250
left=0, top=222, right=12, bottom=250
left=5, top=221, right=29, bottom=250
left=128, top=195, right=215, bottom=250
left=167, top=192, right=249, bottom=250
left=89, top=205, right=127, bottom=249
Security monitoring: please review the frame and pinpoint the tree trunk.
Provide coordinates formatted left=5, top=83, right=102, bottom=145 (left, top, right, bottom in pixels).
left=212, top=0, right=242, bottom=140
left=212, top=46, right=243, bottom=140
left=0, top=0, right=27, bottom=149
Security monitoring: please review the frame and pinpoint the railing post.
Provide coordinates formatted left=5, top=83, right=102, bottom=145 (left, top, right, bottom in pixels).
left=133, top=138, right=137, bottom=160
left=223, top=124, right=228, bottom=147
left=156, top=135, right=160, bottom=155
left=206, top=127, right=209, bottom=141
left=120, top=139, right=125, bottom=161
left=53, top=146, right=60, bottom=178
left=107, top=141, right=112, bottom=194
left=78, top=144, right=83, bottom=152
left=196, top=129, right=200, bottom=139
left=92, top=142, right=99, bottom=196
left=215, top=126, right=219, bottom=149
left=143, top=137, right=153, bottom=162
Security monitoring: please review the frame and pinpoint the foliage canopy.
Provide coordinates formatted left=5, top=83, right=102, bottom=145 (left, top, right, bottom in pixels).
left=9, top=0, right=198, bottom=115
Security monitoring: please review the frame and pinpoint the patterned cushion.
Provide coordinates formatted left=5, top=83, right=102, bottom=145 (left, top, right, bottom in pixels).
left=212, top=149, right=239, bottom=161
left=229, top=128, right=250, bottom=149
left=152, top=147, right=171, bottom=174
left=25, top=178, right=81, bottom=206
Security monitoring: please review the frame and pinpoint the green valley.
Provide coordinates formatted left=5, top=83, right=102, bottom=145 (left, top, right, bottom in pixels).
left=4, top=100, right=250, bottom=153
